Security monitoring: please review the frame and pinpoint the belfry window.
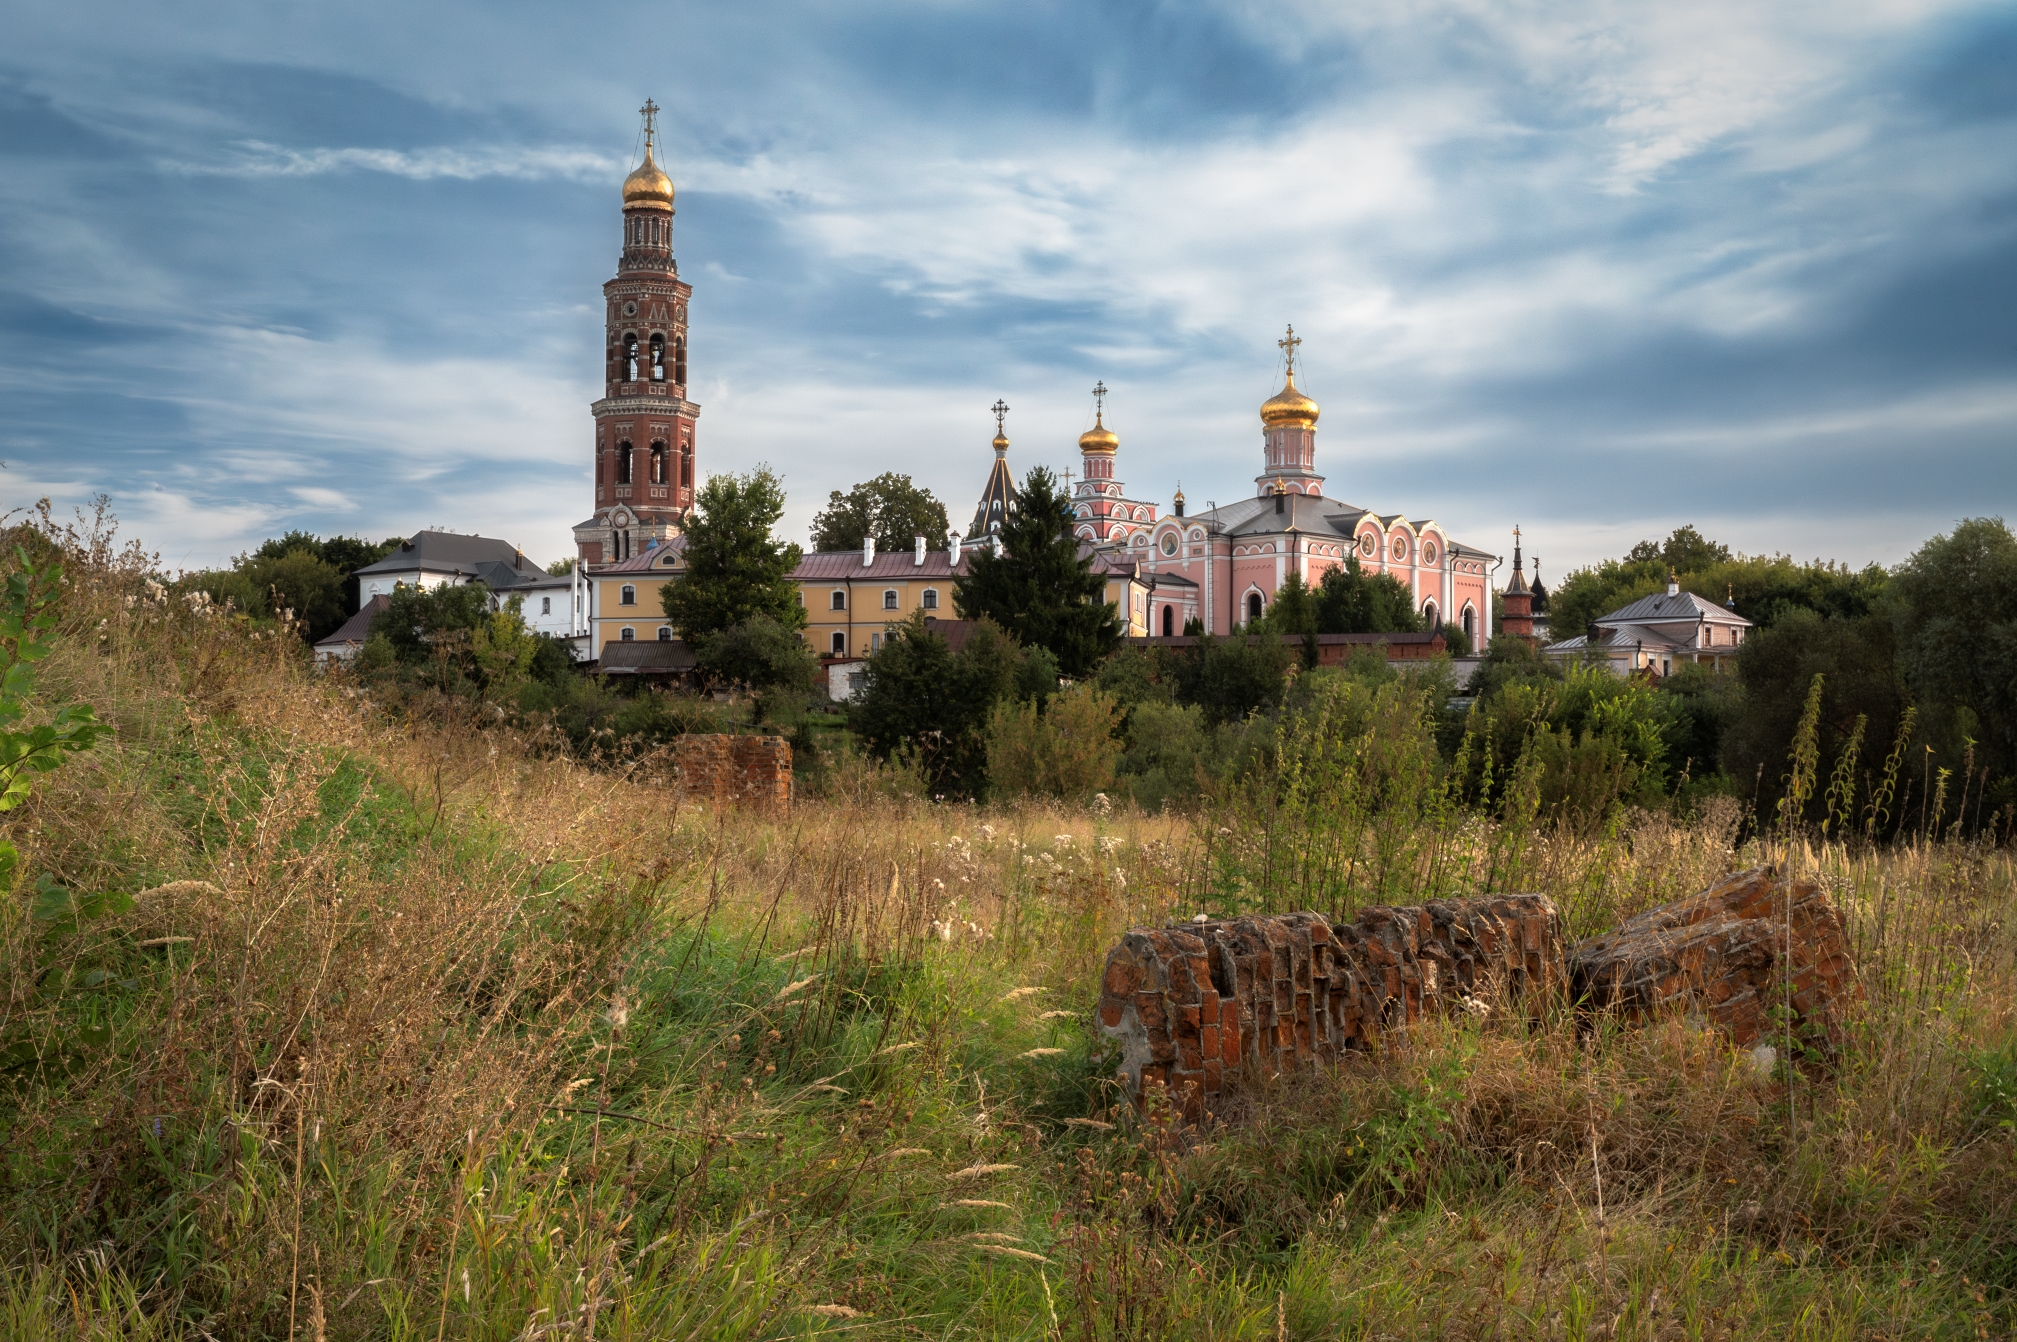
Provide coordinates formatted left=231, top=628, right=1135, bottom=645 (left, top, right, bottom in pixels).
left=679, top=442, right=693, bottom=488
left=674, top=336, right=686, bottom=385
left=650, top=442, right=667, bottom=485
left=624, top=335, right=639, bottom=381
left=616, top=441, right=633, bottom=486
left=650, top=335, right=665, bottom=382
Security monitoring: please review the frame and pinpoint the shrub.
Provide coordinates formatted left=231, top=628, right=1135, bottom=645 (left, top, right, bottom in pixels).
left=984, top=683, right=1123, bottom=801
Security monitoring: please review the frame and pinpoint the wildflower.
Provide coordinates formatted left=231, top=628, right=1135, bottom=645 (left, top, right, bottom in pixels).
left=1092, top=791, right=1112, bottom=815
left=978, top=824, right=997, bottom=841
left=1052, top=834, right=1073, bottom=847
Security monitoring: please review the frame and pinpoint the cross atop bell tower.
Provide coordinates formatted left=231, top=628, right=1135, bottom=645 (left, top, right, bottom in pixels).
left=575, top=100, right=699, bottom=567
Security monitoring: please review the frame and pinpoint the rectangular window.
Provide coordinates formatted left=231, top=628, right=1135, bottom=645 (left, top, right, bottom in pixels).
left=922, top=588, right=938, bottom=610
left=541, top=597, right=551, bottom=615
left=883, top=590, right=899, bottom=610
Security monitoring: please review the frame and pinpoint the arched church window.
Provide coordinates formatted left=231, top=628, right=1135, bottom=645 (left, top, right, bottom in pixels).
left=1247, top=592, right=1264, bottom=624
left=679, top=443, right=693, bottom=488
left=650, top=442, right=667, bottom=484
left=616, top=441, right=633, bottom=486
left=1463, top=607, right=1475, bottom=642
left=674, top=336, right=686, bottom=385
left=650, top=335, right=665, bottom=382
left=624, top=335, right=639, bottom=382
left=1423, top=601, right=1438, bottom=630
left=1161, top=605, right=1174, bottom=638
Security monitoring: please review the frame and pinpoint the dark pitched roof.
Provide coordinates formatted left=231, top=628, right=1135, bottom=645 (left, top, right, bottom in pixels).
left=968, top=450, right=1016, bottom=538
left=353, top=530, right=530, bottom=579
left=314, top=594, right=390, bottom=649
left=1600, top=589, right=1748, bottom=626
left=597, top=639, right=697, bottom=674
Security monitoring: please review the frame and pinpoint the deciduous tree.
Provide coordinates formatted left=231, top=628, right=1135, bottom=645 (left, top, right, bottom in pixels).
left=661, top=467, right=806, bottom=642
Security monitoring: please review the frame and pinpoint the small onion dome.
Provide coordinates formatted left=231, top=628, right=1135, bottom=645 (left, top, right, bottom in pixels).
left=1260, top=369, right=1319, bottom=427
left=623, top=143, right=674, bottom=212
left=1172, top=486, right=1185, bottom=503
left=1077, top=412, right=1118, bottom=454
left=992, top=430, right=1010, bottom=455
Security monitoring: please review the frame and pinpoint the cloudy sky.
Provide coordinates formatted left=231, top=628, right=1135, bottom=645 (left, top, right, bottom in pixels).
left=2, top=0, right=2012, bottom=576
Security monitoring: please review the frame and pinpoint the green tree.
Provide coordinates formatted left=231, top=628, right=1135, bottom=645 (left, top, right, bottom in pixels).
left=366, top=582, right=541, bottom=700
left=546, top=557, right=577, bottom=576
left=1891, top=517, right=2017, bottom=785
left=850, top=612, right=1023, bottom=797
left=694, top=614, right=820, bottom=722
left=809, top=473, right=952, bottom=554
left=953, top=465, right=1119, bottom=677
left=661, top=467, right=806, bottom=643
left=1722, top=609, right=1908, bottom=827
left=1313, top=556, right=1425, bottom=635
left=1183, top=632, right=1295, bottom=726
left=1626, top=524, right=1732, bottom=572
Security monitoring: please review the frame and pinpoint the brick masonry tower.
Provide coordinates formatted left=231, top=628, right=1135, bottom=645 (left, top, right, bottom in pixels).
left=573, top=100, right=698, bottom=565
left=1500, top=525, right=1535, bottom=640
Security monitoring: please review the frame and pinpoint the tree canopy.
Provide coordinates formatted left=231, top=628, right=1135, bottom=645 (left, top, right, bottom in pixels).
left=1312, top=557, right=1425, bottom=635
left=1548, top=526, right=1888, bottom=637
left=660, top=467, right=806, bottom=643
left=181, top=531, right=401, bottom=641
left=809, top=473, right=952, bottom=554
left=1891, top=517, right=2017, bottom=783
left=850, top=612, right=1024, bottom=797
left=953, top=465, right=1119, bottom=677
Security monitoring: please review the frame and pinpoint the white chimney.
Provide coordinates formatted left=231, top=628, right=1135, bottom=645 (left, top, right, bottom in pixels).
left=991, top=534, right=1004, bottom=558
left=863, top=536, right=876, bottom=568
left=914, top=534, right=926, bottom=566
left=950, top=531, right=963, bottom=564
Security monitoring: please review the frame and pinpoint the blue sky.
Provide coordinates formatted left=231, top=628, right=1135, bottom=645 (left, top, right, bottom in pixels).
left=2, top=0, right=2013, bottom=576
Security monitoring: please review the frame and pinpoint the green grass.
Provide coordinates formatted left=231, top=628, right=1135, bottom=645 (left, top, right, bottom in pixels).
left=0, top=554, right=2012, bottom=1338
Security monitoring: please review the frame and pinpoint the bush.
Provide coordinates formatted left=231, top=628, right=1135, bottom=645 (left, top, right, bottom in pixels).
left=983, top=683, right=1123, bottom=801
left=850, top=612, right=1022, bottom=798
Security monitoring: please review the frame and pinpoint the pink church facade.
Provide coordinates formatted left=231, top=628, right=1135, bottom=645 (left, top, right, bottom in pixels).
left=1073, top=330, right=1495, bottom=644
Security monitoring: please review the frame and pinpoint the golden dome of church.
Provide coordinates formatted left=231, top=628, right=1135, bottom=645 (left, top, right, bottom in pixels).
left=623, top=143, right=674, bottom=212
left=1077, top=411, right=1118, bottom=454
left=1260, top=368, right=1319, bottom=428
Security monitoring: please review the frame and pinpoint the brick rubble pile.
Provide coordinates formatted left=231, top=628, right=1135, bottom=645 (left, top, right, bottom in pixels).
left=673, top=734, right=792, bottom=811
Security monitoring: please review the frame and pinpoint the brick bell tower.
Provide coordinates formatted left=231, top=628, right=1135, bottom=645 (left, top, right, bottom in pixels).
left=573, top=100, right=697, bottom=565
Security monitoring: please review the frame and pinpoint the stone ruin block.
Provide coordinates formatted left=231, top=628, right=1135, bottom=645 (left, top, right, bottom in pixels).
left=673, top=734, right=792, bottom=811
left=1096, top=894, right=1563, bottom=1118
left=1569, top=865, right=1859, bottom=1052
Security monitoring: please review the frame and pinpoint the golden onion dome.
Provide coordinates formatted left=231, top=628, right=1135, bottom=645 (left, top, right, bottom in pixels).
left=992, top=431, right=1010, bottom=455
left=1077, top=411, right=1118, bottom=454
left=622, top=143, right=674, bottom=212
left=1260, top=369, right=1319, bottom=428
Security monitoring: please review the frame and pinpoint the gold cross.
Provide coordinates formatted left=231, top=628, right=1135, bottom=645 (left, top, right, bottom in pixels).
left=992, top=398, right=1009, bottom=432
left=639, top=99, right=660, bottom=149
left=1278, top=324, right=1302, bottom=376
left=1091, top=380, right=1107, bottom=418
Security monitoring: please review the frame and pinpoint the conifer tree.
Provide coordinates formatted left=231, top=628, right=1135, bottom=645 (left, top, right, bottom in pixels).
left=953, top=465, right=1119, bottom=677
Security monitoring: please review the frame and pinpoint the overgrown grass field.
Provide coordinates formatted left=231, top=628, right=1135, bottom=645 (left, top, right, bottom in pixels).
left=1, top=536, right=2013, bottom=1340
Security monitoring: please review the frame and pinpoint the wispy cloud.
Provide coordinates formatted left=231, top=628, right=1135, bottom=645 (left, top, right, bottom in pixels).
left=164, top=140, right=623, bottom=181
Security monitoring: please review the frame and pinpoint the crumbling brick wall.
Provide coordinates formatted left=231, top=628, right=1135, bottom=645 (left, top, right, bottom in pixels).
left=1097, top=895, right=1562, bottom=1117
left=1570, top=866, right=1858, bottom=1051
left=674, top=734, right=792, bottom=811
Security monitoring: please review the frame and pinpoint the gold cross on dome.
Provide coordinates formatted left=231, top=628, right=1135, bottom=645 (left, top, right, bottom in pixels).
left=992, top=398, right=1009, bottom=432
left=1092, top=380, right=1107, bottom=417
left=639, top=99, right=660, bottom=147
left=1278, top=324, right=1302, bottom=376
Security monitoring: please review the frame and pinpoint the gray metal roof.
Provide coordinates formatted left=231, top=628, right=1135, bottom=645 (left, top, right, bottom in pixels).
left=1599, top=589, right=1749, bottom=626
left=354, top=531, right=532, bottom=580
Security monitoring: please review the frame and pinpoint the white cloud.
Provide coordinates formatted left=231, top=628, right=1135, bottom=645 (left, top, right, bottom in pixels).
left=162, top=141, right=624, bottom=182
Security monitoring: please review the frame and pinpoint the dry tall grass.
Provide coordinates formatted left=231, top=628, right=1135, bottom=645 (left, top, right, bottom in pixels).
left=0, top=518, right=2012, bottom=1339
